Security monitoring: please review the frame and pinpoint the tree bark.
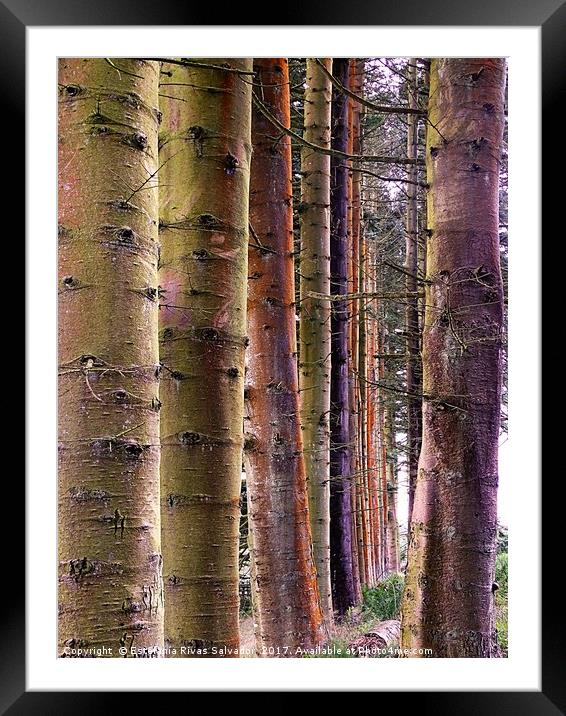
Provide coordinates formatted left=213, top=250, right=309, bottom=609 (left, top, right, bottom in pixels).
left=405, top=59, right=422, bottom=530
left=329, top=58, right=357, bottom=615
left=158, top=58, right=252, bottom=656
left=377, top=317, right=389, bottom=575
left=352, top=620, right=401, bottom=653
left=364, top=241, right=380, bottom=584
left=245, top=58, right=326, bottom=656
left=299, top=58, right=334, bottom=624
left=385, top=402, right=401, bottom=573
left=58, top=58, right=163, bottom=657
left=347, top=63, right=362, bottom=601
left=401, top=58, right=506, bottom=658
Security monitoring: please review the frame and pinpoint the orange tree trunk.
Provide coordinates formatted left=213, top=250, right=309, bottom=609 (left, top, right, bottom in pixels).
left=329, top=58, right=357, bottom=615
left=401, top=58, right=506, bottom=657
left=245, top=58, right=326, bottom=655
left=158, top=58, right=252, bottom=656
left=299, top=58, right=334, bottom=625
left=58, top=59, right=163, bottom=657
left=350, top=60, right=370, bottom=588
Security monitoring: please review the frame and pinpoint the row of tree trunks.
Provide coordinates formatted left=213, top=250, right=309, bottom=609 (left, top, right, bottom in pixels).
left=58, top=56, right=504, bottom=660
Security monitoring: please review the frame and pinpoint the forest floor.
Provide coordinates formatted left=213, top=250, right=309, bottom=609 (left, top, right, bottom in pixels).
left=238, top=608, right=398, bottom=658
left=239, top=614, right=256, bottom=657
left=239, top=574, right=405, bottom=658
left=239, top=565, right=508, bottom=657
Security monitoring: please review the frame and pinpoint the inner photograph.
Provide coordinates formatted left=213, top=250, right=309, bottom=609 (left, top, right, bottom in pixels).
left=57, top=57, right=508, bottom=659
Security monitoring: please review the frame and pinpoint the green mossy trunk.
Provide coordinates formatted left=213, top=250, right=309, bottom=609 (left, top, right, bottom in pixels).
left=158, top=58, right=252, bottom=656
left=58, top=59, right=163, bottom=657
left=401, top=58, right=506, bottom=658
left=299, top=58, right=334, bottom=624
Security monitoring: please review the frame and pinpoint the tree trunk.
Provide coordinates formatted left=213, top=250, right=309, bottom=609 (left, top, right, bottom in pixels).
left=377, top=318, right=389, bottom=575
left=245, top=58, right=326, bottom=656
left=352, top=620, right=401, bottom=653
left=158, top=58, right=252, bottom=656
left=401, top=58, right=506, bottom=658
left=58, top=59, right=163, bottom=657
left=368, top=250, right=383, bottom=580
left=405, top=58, right=422, bottom=530
left=329, top=58, right=357, bottom=615
left=365, top=241, right=380, bottom=584
left=385, top=402, right=401, bottom=573
left=348, top=59, right=367, bottom=593
left=347, top=65, right=362, bottom=600
left=299, top=58, right=334, bottom=624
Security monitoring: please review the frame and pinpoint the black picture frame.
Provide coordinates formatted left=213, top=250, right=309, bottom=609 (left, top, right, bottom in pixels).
left=10, top=0, right=555, bottom=709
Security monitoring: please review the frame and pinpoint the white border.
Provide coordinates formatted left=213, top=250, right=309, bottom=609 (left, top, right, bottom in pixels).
left=27, top=26, right=541, bottom=691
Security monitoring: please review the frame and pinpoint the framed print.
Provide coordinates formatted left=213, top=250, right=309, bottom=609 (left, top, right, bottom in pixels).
left=7, top=0, right=555, bottom=708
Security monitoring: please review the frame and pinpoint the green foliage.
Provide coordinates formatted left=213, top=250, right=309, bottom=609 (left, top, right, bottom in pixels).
left=497, top=525, right=508, bottom=554
left=495, top=552, right=508, bottom=653
left=239, top=577, right=252, bottom=616
left=362, top=574, right=404, bottom=621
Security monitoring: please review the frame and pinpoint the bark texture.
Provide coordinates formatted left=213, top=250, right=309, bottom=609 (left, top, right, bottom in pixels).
left=246, top=58, right=326, bottom=655
left=329, top=58, right=357, bottom=615
left=385, top=403, right=401, bottom=573
left=58, top=59, right=163, bottom=657
left=347, top=60, right=362, bottom=601
left=352, top=620, right=401, bottom=651
left=299, top=58, right=334, bottom=623
left=158, top=58, right=252, bottom=656
left=405, top=59, right=422, bottom=529
left=401, top=58, right=506, bottom=657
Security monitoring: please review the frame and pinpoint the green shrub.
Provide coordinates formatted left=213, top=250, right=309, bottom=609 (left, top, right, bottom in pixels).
left=497, top=525, right=508, bottom=554
left=362, top=573, right=404, bottom=621
left=495, top=552, right=508, bottom=652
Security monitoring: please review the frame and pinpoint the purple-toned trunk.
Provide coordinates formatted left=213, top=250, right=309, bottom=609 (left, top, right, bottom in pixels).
left=401, top=58, right=506, bottom=657
left=405, top=59, right=422, bottom=530
left=329, top=58, right=357, bottom=616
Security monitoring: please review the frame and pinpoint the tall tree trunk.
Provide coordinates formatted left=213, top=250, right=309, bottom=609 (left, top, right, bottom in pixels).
left=158, top=58, right=252, bottom=656
left=370, top=253, right=384, bottom=580
left=348, top=59, right=367, bottom=592
left=364, top=238, right=378, bottom=582
left=245, top=58, right=326, bottom=655
left=405, top=59, right=422, bottom=530
left=385, top=402, right=401, bottom=573
left=377, top=316, right=389, bottom=575
left=418, top=61, right=431, bottom=338
left=299, top=58, right=334, bottom=624
left=58, top=59, right=163, bottom=656
left=347, top=66, right=362, bottom=600
left=401, top=58, right=506, bottom=658
left=329, top=58, right=357, bottom=615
